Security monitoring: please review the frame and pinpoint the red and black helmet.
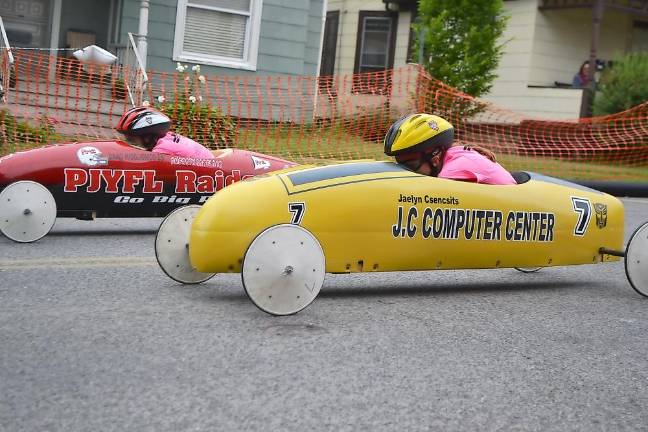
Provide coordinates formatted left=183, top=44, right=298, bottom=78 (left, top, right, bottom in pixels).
left=116, top=106, right=171, bottom=137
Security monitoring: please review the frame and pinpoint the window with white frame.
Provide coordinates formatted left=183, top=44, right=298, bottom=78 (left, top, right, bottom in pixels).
left=174, top=0, right=263, bottom=70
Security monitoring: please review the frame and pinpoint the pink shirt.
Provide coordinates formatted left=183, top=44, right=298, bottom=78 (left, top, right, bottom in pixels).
left=152, top=132, right=215, bottom=159
left=439, top=146, right=516, bottom=185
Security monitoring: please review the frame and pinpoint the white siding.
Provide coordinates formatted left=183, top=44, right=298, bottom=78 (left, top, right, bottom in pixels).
left=326, top=0, right=636, bottom=120
left=327, top=0, right=412, bottom=75
left=484, top=0, right=632, bottom=119
left=529, top=8, right=631, bottom=86
left=484, top=0, right=553, bottom=116
left=393, top=10, right=411, bottom=68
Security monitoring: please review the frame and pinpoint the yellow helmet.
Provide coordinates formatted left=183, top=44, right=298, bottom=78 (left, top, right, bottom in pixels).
left=384, top=113, right=454, bottom=156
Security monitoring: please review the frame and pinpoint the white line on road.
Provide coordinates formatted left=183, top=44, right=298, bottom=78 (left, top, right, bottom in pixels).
left=0, top=256, right=156, bottom=270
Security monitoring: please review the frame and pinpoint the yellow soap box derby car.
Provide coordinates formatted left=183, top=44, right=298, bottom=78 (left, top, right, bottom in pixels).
left=154, top=161, right=648, bottom=315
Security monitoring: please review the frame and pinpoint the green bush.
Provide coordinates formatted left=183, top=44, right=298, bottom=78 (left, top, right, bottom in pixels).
left=111, top=78, right=127, bottom=100
left=153, top=63, right=237, bottom=148
left=0, top=110, right=61, bottom=153
left=593, top=53, right=648, bottom=116
left=158, top=97, right=237, bottom=148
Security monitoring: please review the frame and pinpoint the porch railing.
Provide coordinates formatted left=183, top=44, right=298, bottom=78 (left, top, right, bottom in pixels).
left=120, top=32, right=148, bottom=107
left=0, top=16, right=14, bottom=103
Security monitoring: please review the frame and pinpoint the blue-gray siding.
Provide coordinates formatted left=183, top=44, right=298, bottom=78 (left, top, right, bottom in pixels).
left=119, top=0, right=324, bottom=76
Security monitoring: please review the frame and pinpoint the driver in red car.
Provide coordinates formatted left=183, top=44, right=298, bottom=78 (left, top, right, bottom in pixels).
left=116, top=106, right=215, bottom=159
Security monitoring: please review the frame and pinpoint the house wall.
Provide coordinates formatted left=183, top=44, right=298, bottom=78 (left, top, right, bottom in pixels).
left=58, top=0, right=111, bottom=49
left=394, top=8, right=412, bottom=67
left=481, top=0, right=572, bottom=119
left=529, top=8, right=632, bottom=86
left=326, top=0, right=412, bottom=75
left=0, top=0, right=52, bottom=48
left=631, top=20, right=648, bottom=51
left=482, top=0, right=554, bottom=118
left=484, top=0, right=638, bottom=119
left=119, top=0, right=325, bottom=76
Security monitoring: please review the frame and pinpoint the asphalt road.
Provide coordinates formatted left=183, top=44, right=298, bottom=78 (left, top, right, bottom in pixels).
left=1, top=199, right=647, bottom=431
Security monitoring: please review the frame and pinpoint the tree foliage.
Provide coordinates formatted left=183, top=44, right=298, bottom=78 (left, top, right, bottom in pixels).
left=593, top=52, right=648, bottom=116
left=412, top=0, right=508, bottom=97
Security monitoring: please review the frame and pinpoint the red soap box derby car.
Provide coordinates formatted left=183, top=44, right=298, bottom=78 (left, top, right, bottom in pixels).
left=0, top=140, right=295, bottom=242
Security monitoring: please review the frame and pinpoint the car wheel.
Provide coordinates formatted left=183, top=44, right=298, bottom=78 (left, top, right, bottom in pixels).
left=155, top=205, right=216, bottom=284
left=625, top=221, right=648, bottom=298
left=0, top=181, right=57, bottom=243
left=242, top=224, right=325, bottom=316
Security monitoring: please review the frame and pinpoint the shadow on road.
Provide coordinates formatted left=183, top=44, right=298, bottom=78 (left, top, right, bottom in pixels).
left=178, top=276, right=596, bottom=305
left=318, top=279, right=592, bottom=298
left=47, top=229, right=157, bottom=237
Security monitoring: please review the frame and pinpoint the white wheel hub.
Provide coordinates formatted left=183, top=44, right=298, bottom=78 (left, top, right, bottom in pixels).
left=155, top=205, right=215, bottom=284
left=626, top=221, right=648, bottom=297
left=0, top=181, right=57, bottom=242
left=242, top=224, right=325, bottom=316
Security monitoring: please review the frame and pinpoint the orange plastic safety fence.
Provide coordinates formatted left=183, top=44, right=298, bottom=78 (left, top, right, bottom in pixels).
left=1, top=48, right=647, bottom=181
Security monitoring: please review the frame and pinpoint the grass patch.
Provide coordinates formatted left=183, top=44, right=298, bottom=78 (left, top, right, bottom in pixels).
left=2, top=125, right=646, bottom=182
left=0, top=110, right=65, bottom=155
left=236, top=127, right=385, bottom=164
left=237, top=127, right=648, bottom=181
left=499, top=154, right=648, bottom=181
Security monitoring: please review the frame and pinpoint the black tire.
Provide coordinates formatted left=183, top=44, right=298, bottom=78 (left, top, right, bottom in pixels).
left=625, top=221, right=648, bottom=298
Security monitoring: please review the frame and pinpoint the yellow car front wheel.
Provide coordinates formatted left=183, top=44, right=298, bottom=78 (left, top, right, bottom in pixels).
left=242, top=224, right=325, bottom=316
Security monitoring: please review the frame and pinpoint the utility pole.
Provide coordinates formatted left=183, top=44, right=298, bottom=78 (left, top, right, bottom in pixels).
left=580, top=0, right=604, bottom=118
left=418, top=26, right=426, bottom=65
left=137, top=0, right=149, bottom=70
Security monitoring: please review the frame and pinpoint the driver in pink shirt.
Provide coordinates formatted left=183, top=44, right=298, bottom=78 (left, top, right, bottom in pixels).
left=116, top=106, right=214, bottom=159
left=384, top=113, right=516, bottom=185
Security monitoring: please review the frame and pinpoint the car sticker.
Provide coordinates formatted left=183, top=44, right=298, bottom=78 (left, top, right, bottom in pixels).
left=251, top=156, right=271, bottom=170
left=392, top=206, right=556, bottom=242
left=76, top=146, right=108, bottom=166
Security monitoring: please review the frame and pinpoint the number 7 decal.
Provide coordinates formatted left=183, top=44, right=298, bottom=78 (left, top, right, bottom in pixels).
left=571, top=197, right=591, bottom=236
left=288, top=202, right=306, bottom=225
